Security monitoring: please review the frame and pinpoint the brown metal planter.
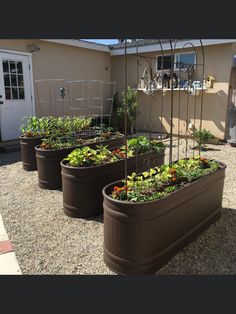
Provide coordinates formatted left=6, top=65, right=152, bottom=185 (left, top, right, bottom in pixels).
left=102, top=162, right=226, bottom=275
left=36, top=134, right=125, bottom=190
left=61, top=150, right=165, bottom=218
left=20, top=136, right=44, bottom=171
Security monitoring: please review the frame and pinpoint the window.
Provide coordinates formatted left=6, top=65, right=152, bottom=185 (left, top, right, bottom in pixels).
left=175, top=53, right=195, bottom=70
left=157, top=55, right=172, bottom=70
left=156, top=52, right=196, bottom=71
left=2, top=60, right=25, bottom=100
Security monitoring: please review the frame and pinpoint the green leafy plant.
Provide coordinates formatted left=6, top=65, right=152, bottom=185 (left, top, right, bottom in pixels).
left=128, top=136, right=165, bottom=154
left=63, top=136, right=165, bottom=166
left=39, top=129, right=122, bottom=150
left=64, top=145, right=120, bottom=167
left=193, top=129, right=215, bottom=150
left=20, top=115, right=92, bottom=138
left=111, top=156, right=221, bottom=202
left=116, top=86, right=138, bottom=136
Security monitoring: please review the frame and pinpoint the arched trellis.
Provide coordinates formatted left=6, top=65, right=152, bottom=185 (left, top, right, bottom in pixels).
left=122, top=38, right=206, bottom=182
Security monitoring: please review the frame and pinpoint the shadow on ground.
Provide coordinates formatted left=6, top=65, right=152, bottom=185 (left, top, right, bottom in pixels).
left=0, top=151, right=22, bottom=166
left=156, top=207, right=236, bottom=275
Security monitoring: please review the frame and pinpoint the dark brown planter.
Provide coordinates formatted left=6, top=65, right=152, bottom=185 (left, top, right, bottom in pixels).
left=61, top=150, right=165, bottom=218
left=36, top=146, right=74, bottom=190
left=20, top=136, right=44, bottom=171
left=102, top=161, right=226, bottom=275
left=36, top=134, right=125, bottom=190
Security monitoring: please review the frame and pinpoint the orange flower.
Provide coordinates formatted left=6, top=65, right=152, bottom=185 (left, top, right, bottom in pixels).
left=171, top=177, right=177, bottom=182
left=169, top=168, right=177, bottom=175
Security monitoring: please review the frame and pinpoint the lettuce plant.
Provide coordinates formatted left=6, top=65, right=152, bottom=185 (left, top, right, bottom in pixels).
left=111, top=156, right=221, bottom=202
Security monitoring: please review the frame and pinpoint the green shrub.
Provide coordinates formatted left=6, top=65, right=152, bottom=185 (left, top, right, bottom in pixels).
left=193, top=128, right=215, bottom=149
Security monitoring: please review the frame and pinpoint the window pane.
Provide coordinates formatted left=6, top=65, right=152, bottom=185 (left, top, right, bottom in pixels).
left=19, top=88, right=25, bottom=99
left=157, top=55, right=172, bottom=70
left=16, top=62, right=23, bottom=74
left=11, top=74, right=17, bottom=87
left=3, top=60, right=9, bottom=73
left=12, top=87, right=18, bottom=99
left=4, top=74, right=10, bottom=86
left=5, top=88, right=11, bottom=99
left=176, top=53, right=195, bottom=69
left=10, top=61, right=17, bottom=74
left=17, top=74, right=24, bottom=87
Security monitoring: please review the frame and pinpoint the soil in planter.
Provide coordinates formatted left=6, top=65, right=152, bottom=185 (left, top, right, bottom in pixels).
left=36, top=134, right=125, bottom=190
left=102, top=160, right=226, bottom=275
left=61, top=150, right=165, bottom=218
left=20, top=136, right=44, bottom=171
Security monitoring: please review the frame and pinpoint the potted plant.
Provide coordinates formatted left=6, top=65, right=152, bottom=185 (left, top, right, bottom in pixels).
left=60, top=136, right=165, bottom=218
left=116, top=86, right=138, bottom=136
left=19, top=116, right=52, bottom=171
left=102, top=156, right=226, bottom=274
left=19, top=115, right=92, bottom=171
left=36, top=128, right=125, bottom=190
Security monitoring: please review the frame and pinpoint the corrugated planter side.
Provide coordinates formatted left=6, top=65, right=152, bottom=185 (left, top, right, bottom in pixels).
left=102, top=162, right=226, bottom=275
left=61, top=150, right=165, bottom=218
left=20, top=136, right=43, bottom=171
left=35, top=134, right=125, bottom=190
left=35, top=146, right=74, bottom=190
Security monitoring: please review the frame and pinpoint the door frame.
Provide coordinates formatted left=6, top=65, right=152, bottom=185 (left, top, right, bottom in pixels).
left=0, top=48, right=35, bottom=122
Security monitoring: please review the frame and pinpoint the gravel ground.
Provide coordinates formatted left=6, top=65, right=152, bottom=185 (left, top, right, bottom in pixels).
left=0, top=140, right=236, bottom=275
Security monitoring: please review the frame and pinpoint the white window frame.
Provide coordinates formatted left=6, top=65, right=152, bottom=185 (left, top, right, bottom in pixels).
left=156, top=51, right=196, bottom=72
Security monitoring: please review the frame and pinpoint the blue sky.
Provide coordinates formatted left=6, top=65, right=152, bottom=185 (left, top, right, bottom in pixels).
left=83, top=39, right=118, bottom=45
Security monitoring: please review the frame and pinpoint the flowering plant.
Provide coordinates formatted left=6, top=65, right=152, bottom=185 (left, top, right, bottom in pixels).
left=111, top=156, right=221, bottom=202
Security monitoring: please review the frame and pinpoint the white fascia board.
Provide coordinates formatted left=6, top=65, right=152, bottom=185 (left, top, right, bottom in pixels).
left=40, top=39, right=110, bottom=52
left=110, top=39, right=236, bottom=56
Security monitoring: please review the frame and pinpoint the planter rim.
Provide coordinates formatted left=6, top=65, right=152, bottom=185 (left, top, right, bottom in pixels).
left=19, top=135, right=46, bottom=140
left=60, top=149, right=165, bottom=170
left=102, top=160, right=227, bottom=206
left=34, top=133, right=125, bottom=152
left=35, top=144, right=77, bottom=152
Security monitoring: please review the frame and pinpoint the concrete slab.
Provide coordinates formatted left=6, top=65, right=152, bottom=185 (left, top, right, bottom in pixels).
left=0, top=252, right=22, bottom=275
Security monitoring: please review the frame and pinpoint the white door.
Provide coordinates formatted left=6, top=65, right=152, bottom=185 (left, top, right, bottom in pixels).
left=0, top=52, right=34, bottom=141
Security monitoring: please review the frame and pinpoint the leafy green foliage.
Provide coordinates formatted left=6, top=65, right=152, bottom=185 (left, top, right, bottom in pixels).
left=128, top=136, right=165, bottom=154
left=64, top=146, right=116, bottom=167
left=111, top=156, right=222, bottom=202
left=193, top=128, right=214, bottom=149
left=39, top=130, right=122, bottom=150
left=116, top=86, right=138, bottom=135
left=63, top=136, right=165, bottom=167
left=20, top=116, right=92, bottom=138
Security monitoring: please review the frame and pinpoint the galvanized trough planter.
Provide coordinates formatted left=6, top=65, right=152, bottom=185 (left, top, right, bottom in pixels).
left=61, top=149, right=165, bottom=218
left=20, top=136, right=44, bottom=171
left=35, top=134, right=125, bottom=190
left=102, top=161, right=226, bottom=275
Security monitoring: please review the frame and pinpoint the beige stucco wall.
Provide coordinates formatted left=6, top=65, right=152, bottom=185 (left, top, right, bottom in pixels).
left=111, top=43, right=236, bottom=139
left=0, top=39, right=111, bottom=116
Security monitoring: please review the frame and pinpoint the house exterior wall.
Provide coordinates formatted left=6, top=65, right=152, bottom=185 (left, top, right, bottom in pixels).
left=0, top=39, right=111, bottom=116
left=111, top=43, right=236, bottom=139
